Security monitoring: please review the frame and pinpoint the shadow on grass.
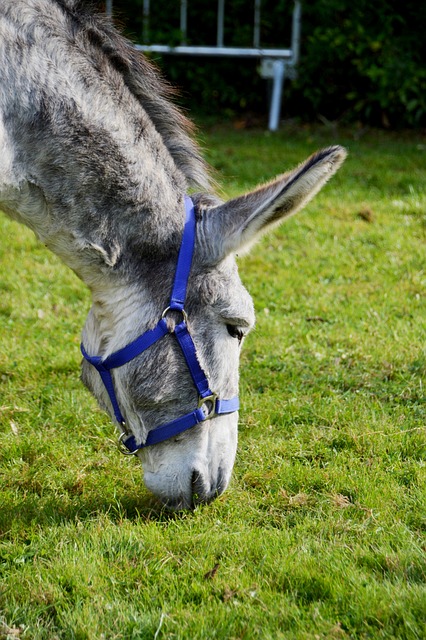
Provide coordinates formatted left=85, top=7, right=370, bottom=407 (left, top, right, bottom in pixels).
left=1, top=487, right=184, bottom=534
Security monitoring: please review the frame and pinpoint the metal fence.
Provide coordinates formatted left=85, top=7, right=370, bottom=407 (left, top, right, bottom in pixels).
left=106, top=1, right=302, bottom=131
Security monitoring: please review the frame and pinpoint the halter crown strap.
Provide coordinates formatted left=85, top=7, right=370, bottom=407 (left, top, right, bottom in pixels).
left=169, top=195, right=196, bottom=311
left=81, top=195, right=239, bottom=452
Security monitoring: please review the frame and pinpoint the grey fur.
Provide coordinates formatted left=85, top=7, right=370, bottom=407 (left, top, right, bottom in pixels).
left=0, top=0, right=346, bottom=509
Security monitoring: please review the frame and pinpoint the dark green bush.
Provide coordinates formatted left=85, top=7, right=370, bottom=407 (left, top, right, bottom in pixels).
left=110, top=0, right=426, bottom=128
left=297, top=0, right=426, bottom=127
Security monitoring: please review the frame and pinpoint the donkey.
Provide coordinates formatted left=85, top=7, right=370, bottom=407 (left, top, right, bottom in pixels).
left=0, top=0, right=346, bottom=510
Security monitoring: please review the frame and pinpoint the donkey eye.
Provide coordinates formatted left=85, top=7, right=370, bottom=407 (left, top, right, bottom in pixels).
left=226, top=324, right=244, bottom=344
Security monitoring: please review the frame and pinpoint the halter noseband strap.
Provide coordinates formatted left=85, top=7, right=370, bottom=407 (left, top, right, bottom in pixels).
left=81, top=196, right=239, bottom=454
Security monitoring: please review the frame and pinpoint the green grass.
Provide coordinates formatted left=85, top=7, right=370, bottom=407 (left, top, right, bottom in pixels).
left=1, top=123, right=425, bottom=639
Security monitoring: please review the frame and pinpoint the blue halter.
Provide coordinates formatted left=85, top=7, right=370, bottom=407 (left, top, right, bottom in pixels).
left=81, top=196, right=239, bottom=454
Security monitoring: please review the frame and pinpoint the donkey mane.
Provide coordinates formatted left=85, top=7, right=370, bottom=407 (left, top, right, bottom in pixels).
left=53, top=0, right=211, bottom=192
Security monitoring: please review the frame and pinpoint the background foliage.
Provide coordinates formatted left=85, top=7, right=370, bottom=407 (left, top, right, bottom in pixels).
left=110, top=0, right=426, bottom=128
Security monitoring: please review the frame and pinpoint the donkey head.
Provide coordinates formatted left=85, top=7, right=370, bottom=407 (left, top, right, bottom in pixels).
left=81, top=146, right=346, bottom=510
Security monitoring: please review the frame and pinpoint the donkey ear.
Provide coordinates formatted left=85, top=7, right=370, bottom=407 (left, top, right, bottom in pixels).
left=200, top=146, right=347, bottom=261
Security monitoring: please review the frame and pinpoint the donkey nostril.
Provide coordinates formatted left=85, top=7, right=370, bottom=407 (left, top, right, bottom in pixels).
left=191, top=469, right=207, bottom=505
left=191, top=469, right=225, bottom=506
left=215, top=467, right=226, bottom=496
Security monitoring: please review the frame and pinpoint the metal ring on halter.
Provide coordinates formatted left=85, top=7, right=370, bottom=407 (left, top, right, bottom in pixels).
left=161, top=306, right=188, bottom=325
left=117, top=431, right=139, bottom=456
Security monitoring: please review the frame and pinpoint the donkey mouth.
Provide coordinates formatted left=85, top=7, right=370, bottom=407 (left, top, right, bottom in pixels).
left=142, top=415, right=238, bottom=510
left=148, top=467, right=228, bottom=511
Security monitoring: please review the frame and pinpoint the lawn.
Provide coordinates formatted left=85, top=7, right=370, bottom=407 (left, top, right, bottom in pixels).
left=0, top=123, right=425, bottom=639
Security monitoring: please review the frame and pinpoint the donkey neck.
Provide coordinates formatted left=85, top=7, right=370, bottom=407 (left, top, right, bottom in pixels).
left=0, top=0, right=200, bottom=285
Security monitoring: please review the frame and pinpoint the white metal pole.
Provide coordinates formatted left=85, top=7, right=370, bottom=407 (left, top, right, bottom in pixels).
left=180, top=0, right=188, bottom=45
left=254, top=0, right=261, bottom=48
left=217, top=0, right=225, bottom=47
left=291, top=1, right=302, bottom=66
left=269, top=59, right=285, bottom=131
left=142, top=0, right=150, bottom=43
left=106, top=0, right=113, bottom=17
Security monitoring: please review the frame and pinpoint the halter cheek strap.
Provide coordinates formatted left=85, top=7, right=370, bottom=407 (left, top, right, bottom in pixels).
left=81, top=196, right=239, bottom=453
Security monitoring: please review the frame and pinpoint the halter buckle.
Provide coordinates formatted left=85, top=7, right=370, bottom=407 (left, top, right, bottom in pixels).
left=198, top=393, right=218, bottom=420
